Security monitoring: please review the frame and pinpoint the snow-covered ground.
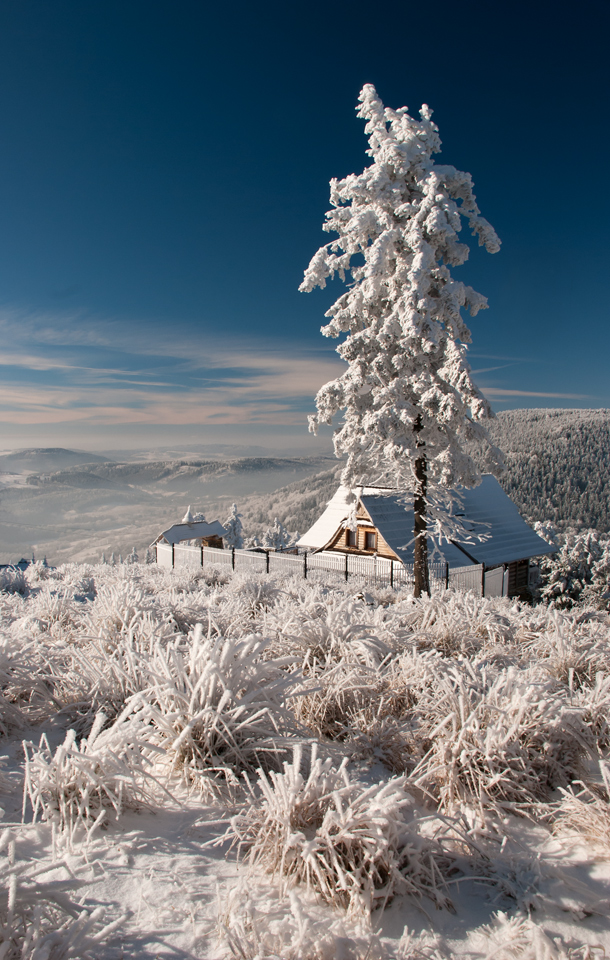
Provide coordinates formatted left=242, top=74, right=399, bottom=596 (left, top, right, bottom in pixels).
left=1, top=560, right=609, bottom=958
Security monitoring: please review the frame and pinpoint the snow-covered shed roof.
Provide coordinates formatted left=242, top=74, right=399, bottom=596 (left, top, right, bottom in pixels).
left=154, top=519, right=227, bottom=546
left=297, top=476, right=555, bottom=568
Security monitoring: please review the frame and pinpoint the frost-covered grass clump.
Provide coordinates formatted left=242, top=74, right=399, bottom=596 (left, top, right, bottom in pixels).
left=220, top=744, right=455, bottom=916
left=1, top=558, right=610, bottom=957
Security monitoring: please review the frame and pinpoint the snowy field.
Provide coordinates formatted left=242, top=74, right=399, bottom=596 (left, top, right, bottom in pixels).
left=1, top=561, right=610, bottom=958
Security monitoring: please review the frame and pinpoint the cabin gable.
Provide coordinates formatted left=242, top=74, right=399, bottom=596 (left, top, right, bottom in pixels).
left=324, top=502, right=400, bottom=560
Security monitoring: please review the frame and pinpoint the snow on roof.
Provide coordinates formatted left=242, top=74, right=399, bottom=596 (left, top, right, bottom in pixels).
left=154, top=519, right=227, bottom=546
left=360, top=493, right=477, bottom=567
left=297, top=476, right=555, bottom=568
left=456, top=476, right=556, bottom=566
left=295, top=485, right=388, bottom=554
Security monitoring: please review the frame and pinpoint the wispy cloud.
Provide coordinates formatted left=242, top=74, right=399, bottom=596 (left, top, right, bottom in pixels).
left=0, top=306, right=347, bottom=428
left=0, top=306, right=593, bottom=442
left=481, top=388, right=590, bottom=400
left=470, top=363, right=516, bottom=375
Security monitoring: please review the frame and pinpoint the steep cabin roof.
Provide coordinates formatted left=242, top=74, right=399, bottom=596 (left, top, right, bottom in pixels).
left=153, top=519, right=227, bottom=546
left=297, top=476, right=555, bottom=569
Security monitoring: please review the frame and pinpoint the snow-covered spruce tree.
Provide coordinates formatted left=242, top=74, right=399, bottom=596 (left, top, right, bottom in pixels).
left=262, top=518, right=293, bottom=551
left=223, top=503, right=244, bottom=549
left=300, top=84, right=503, bottom=596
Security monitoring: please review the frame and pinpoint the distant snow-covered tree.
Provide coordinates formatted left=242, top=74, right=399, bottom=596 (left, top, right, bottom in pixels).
left=223, top=503, right=244, bottom=549
left=127, top=547, right=139, bottom=564
left=262, top=518, right=293, bottom=551
left=300, top=84, right=503, bottom=596
left=245, top=534, right=263, bottom=550
left=145, top=546, right=155, bottom=564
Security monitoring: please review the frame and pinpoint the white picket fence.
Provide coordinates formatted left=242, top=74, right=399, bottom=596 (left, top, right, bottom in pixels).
left=156, top=541, right=487, bottom=594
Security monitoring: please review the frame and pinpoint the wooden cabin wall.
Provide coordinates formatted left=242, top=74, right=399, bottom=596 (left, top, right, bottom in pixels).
left=507, top=559, right=529, bottom=597
left=328, top=524, right=398, bottom=560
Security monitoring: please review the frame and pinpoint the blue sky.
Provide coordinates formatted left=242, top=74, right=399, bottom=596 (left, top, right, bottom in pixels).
left=0, top=0, right=607, bottom=453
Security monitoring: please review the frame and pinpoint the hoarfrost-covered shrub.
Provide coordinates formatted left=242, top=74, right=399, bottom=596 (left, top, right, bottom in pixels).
left=527, top=611, right=610, bottom=688
left=143, top=625, right=300, bottom=789
left=401, top=593, right=515, bottom=657
left=0, top=828, right=127, bottom=959
left=24, top=560, right=50, bottom=585
left=409, top=663, right=591, bottom=812
left=0, top=567, right=28, bottom=597
left=0, top=636, right=55, bottom=733
left=291, top=665, right=412, bottom=762
left=576, top=671, right=610, bottom=750
left=472, top=910, right=602, bottom=960
left=221, top=745, right=454, bottom=917
left=345, top=711, right=416, bottom=775
left=553, top=760, right=610, bottom=854
left=23, top=705, right=161, bottom=842
left=25, top=586, right=79, bottom=637
left=217, top=883, right=384, bottom=960
left=226, top=574, right=281, bottom=614
left=83, top=580, right=155, bottom=640
left=0, top=693, right=24, bottom=739
left=275, top=597, right=394, bottom=671
left=290, top=665, right=381, bottom=741
left=54, top=630, right=160, bottom=731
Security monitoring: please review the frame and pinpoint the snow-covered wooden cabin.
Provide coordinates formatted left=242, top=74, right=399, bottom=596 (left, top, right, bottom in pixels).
left=152, top=518, right=227, bottom=551
left=297, top=476, right=555, bottom=598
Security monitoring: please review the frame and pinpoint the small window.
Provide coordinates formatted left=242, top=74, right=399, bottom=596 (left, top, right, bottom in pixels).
left=346, top=528, right=357, bottom=547
left=364, top=531, right=376, bottom=551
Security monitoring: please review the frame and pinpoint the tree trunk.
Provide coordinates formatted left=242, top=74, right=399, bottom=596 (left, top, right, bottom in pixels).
left=413, top=418, right=430, bottom=598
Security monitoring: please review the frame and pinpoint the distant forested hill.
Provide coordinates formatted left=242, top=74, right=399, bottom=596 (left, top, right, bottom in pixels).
left=486, top=409, right=610, bottom=531
left=239, top=468, right=341, bottom=540
left=239, top=409, right=610, bottom=540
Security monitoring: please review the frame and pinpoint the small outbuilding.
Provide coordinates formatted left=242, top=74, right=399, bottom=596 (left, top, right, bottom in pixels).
left=152, top=518, right=227, bottom=551
left=297, top=476, right=555, bottom=598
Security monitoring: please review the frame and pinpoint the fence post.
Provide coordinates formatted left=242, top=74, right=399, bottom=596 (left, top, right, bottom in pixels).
left=303, top=552, right=307, bottom=580
left=266, top=550, right=270, bottom=574
left=200, top=544, right=204, bottom=568
left=232, top=547, right=235, bottom=571
left=481, top=565, right=485, bottom=598
left=445, top=563, right=449, bottom=590
left=171, top=542, right=175, bottom=569
left=390, top=560, right=394, bottom=589
left=345, top=553, right=349, bottom=582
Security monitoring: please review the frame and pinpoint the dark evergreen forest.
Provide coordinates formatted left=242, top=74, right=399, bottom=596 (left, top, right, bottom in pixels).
left=486, top=409, right=610, bottom=531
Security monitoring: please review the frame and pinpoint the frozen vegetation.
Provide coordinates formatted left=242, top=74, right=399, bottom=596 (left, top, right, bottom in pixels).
left=485, top=409, right=610, bottom=532
left=1, top=560, right=610, bottom=957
